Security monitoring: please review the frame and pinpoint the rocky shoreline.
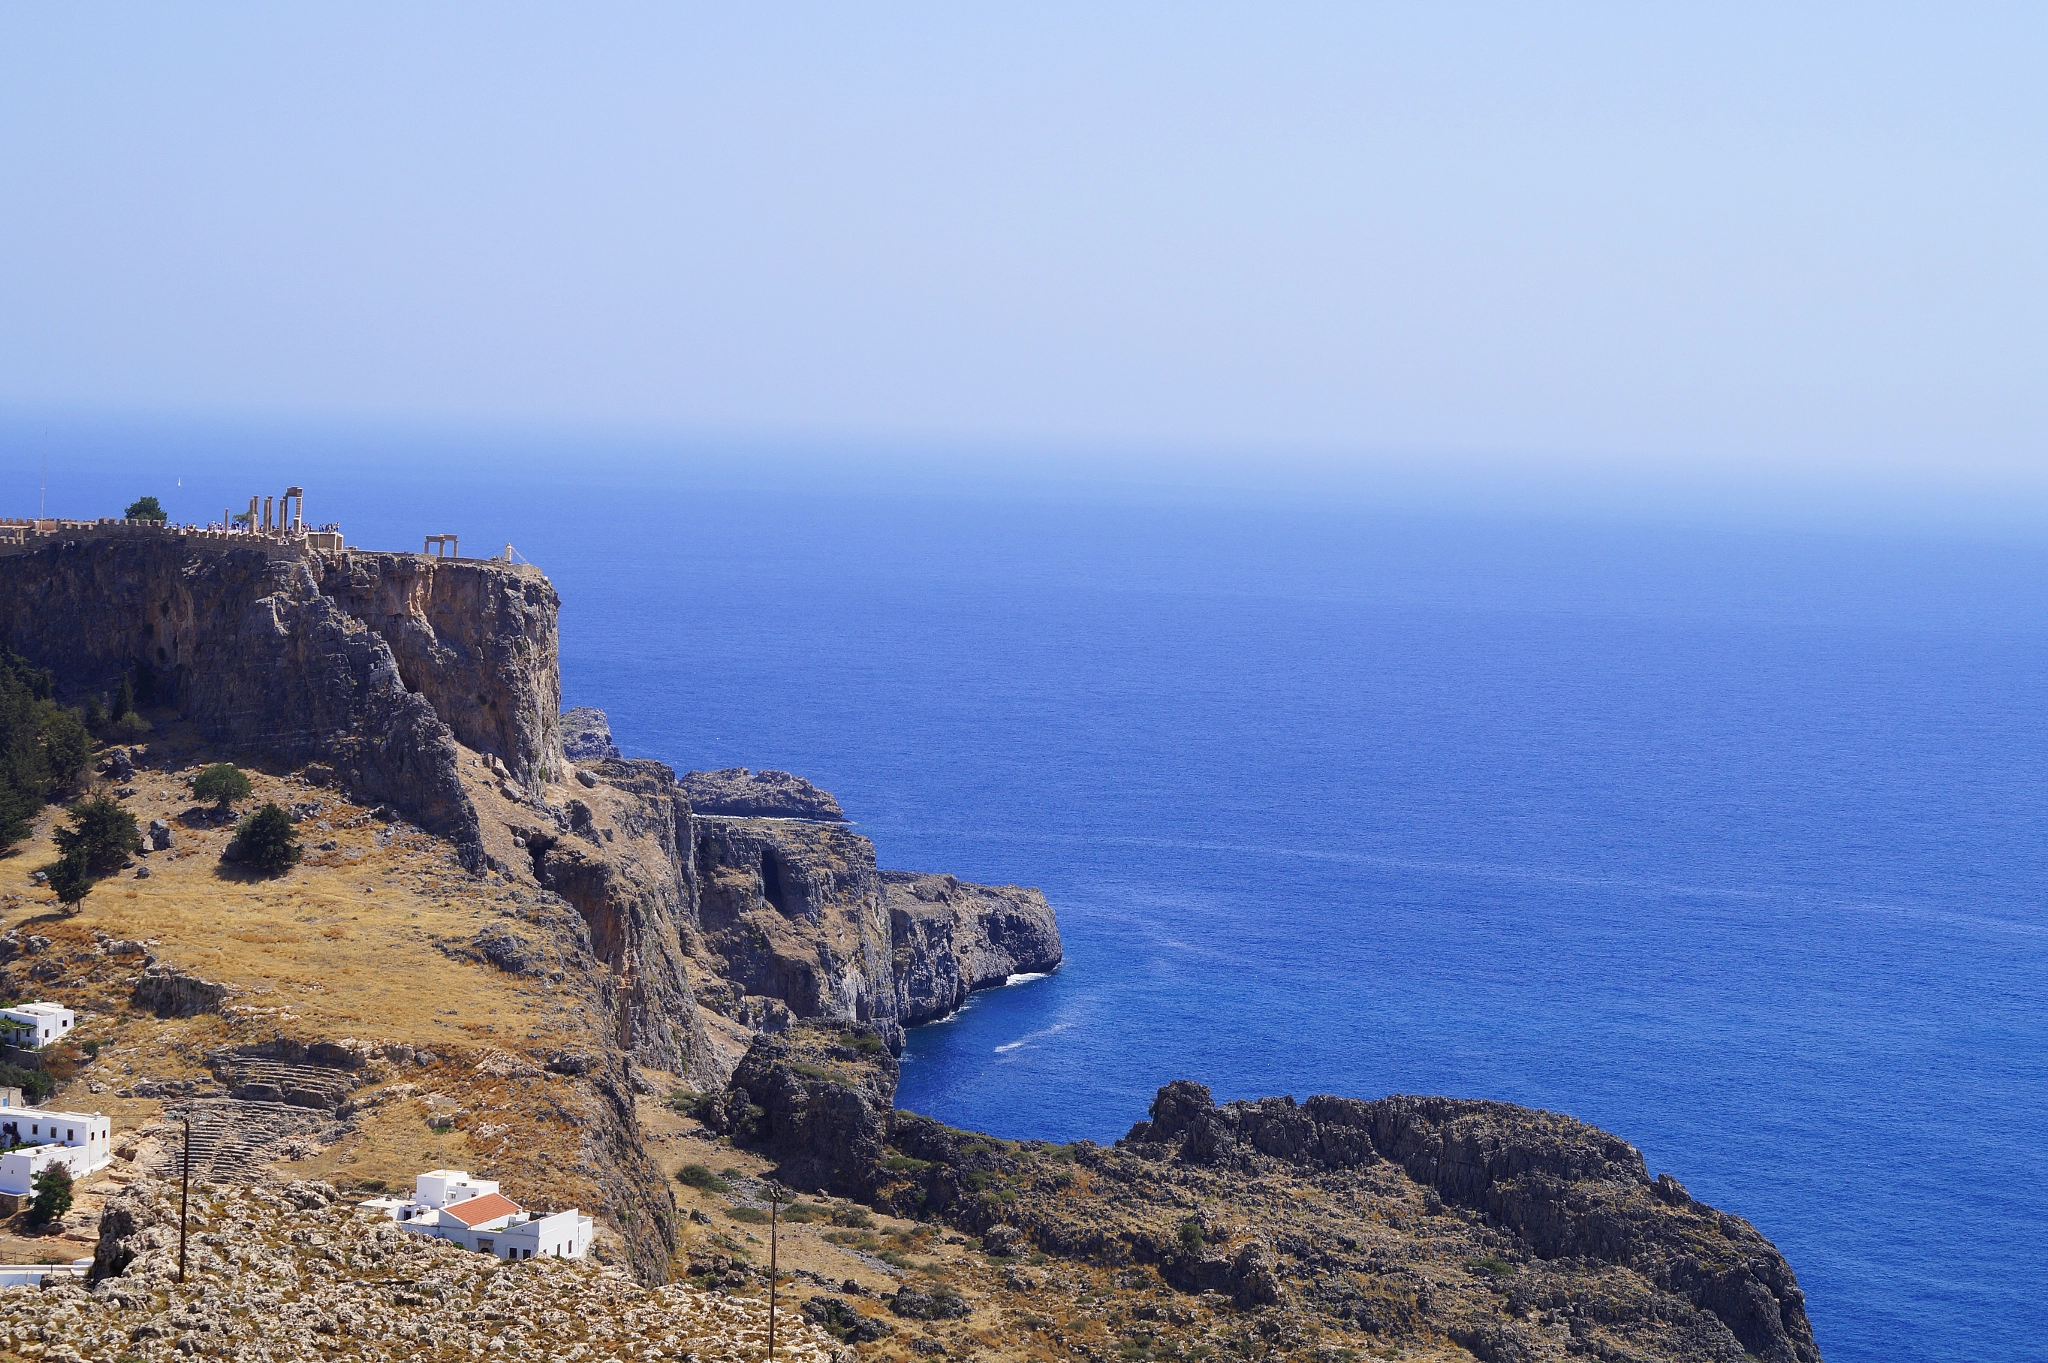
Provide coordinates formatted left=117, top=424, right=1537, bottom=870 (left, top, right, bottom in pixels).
left=0, top=533, right=1822, bottom=1362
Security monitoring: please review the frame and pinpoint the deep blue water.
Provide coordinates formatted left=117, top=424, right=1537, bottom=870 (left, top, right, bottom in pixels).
left=13, top=422, right=2048, bottom=1361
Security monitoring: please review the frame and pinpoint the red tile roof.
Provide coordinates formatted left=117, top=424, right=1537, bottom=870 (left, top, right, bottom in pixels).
left=443, top=1193, right=522, bottom=1227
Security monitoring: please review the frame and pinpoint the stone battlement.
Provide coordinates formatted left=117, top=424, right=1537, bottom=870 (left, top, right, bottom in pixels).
left=0, top=515, right=537, bottom=572
left=0, top=517, right=330, bottom=561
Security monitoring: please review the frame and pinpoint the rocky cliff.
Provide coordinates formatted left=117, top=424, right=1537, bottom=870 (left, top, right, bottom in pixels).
left=679, top=767, right=846, bottom=821
left=0, top=532, right=1058, bottom=1087
left=712, top=1023, right=1824, bottom=1363
left=0, top=534, right=562, bottom=866
left=689, top=798, right=1062, bottom=1055
left=883, top=871, right=1063, bottom=1025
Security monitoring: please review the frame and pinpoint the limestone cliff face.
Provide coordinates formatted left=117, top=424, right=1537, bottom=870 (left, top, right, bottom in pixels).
left=505, top=756, right=716, bottom=1085
left=317, top=552, right=562, bottom=790
left=883, top=871, right=1063, bottom=1025
left=0, top=536, right=485, bottom=860
left=687, top=809, right=1064, bottom=1057
left=0, top=535, right=1060, bottom=1086
left=692, top=815, right=902, bottom=1047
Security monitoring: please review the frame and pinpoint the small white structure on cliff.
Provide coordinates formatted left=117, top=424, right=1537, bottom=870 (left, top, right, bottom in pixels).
left=361, top=1170, right=593, bottom=1262
left=0, top=1002, right=73, bottom=1049
left=0, top=1108, right=113, bottom=1195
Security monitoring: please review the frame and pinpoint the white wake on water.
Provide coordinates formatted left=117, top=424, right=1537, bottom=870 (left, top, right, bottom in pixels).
left=993, top=1020, right=1072, bottom=1054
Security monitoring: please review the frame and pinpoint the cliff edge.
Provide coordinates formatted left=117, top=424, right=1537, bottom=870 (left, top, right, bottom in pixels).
left=704, top=1022, right=1823, bottom=1363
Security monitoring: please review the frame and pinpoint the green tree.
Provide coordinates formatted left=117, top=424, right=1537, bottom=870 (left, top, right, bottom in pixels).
left=123, top=496, right=167, bottom=522
left=193, top=762, right=252, bottom=809
left=112, top=675, right=135, bottom=722
left=83, top=695, right=106, bottom=730
left=29, top=1164, right=72, bottom=1224
left=0, top=1062, right=55, bottom=1104
left=45, top=850, right=92, bottom=913
left=0, top=699, right=44, bottom=850
left=235, top=802, right=301, bottom=874
left=37, top=708, right=89, bottom=790
left=53, top=795, right=140, bottom=873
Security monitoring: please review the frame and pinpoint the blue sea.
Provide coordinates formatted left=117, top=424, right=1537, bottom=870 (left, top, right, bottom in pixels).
left=21, top=422, right=2048, bottom=1361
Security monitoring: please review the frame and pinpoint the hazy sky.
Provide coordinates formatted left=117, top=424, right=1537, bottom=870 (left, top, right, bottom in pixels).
left=3, top=5, right=2044, bottom=499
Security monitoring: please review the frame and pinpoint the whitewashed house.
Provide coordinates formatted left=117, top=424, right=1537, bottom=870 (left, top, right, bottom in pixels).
left=361, top=1169, right=593, bottom=1262
left=0, top=1109, right=113, bottom=1194
left=0, top=1003, right=74, bottom=1048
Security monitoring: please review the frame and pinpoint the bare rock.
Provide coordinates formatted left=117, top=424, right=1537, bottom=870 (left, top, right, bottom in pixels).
left=679, top=768, right=847, bottom=822
left=132, top=963, right=231, bottom=1017
left=561, top=706, right=621, bottom=761
left=707, top=1020, right=897, bottom=1199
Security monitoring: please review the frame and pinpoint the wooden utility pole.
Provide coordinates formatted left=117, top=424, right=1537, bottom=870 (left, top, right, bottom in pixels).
left=766, top=1183, right=785, bottom=1363
left=177, top=1112, right=191, bottom=1284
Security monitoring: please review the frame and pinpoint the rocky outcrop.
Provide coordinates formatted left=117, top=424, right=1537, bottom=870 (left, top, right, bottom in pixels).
left=679, top=767, right=846, bottom=822
left=883, top=871, right=1062, bottom=1024
left=704, top=1021, right=897, bottom=1199
left=1118, top=1083, right=1822, bottom=1363
left=562, top=705, right=621, bottom=761
left=699, top=1051, right=1819, bottom=1361
left=691, top=812, right=1064, bottom=1056
left=693, top=816, right=900, bottom=1046
left=131, top=962, right=232, bottom=1017
left=0, top=537, right=561, bottom=866
left=315, top=552, right=562, bottom=790
left=515, top=756, right=715, bottom=1084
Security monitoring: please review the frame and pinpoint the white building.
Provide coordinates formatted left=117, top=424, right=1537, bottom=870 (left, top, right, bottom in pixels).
left=0, top=1003, right=73, bottom=1049
left=0, top=1109, right=113, bottom=1195
left=361, top=1169, right=593, bottom=1262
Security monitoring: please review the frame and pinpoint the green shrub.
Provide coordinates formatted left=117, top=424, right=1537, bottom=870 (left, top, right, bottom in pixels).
left=1467, top=1257, right=1518, bottom=1278
left=1178, top=1218, right=1204, bottom=1252
left=727, top=1206, right=769, bottom=1224
left=780, top=1202, right=829, bottom=1223
left=791, top=1060, right=849, bottom=1086
left=676, top=1164, right=729, bottom=1194
left=234, top=802, right=301, bottom=874
left=193, top=763, right=252, bottom=809
left=846, top=1030, right=886, bottom=1056
left=881, top=1154, right=930, bottom=1175
left=830, top=1206, right=874, bottom=1229
left=124, top=496, right=167, bottom=522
